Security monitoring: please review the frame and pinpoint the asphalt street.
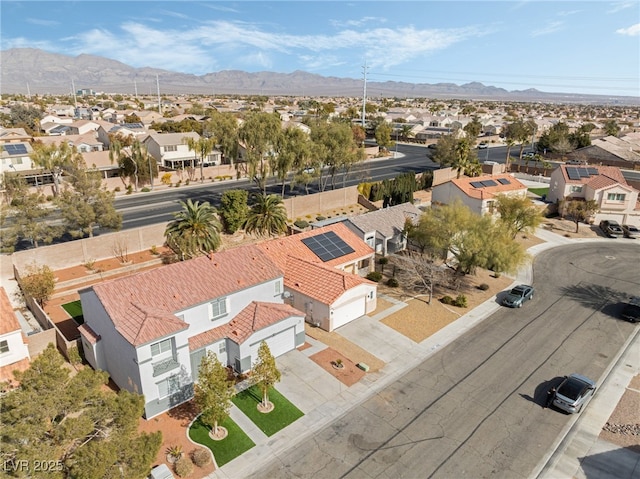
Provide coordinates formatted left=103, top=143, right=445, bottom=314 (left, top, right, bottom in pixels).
left=242, top=242, right=639, bottom=479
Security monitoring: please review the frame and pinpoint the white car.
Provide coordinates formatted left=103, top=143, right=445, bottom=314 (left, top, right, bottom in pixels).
left=478, top=142, right=488, bottom=149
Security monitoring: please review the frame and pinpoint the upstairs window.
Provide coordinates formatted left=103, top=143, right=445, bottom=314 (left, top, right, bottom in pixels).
left=607, top=193, right=625, bottom=201
left=163, top=145, right=177, bottom=152
left=210, top=298, right=228, bottom=320
left=150, top=338, right=172, bottom=356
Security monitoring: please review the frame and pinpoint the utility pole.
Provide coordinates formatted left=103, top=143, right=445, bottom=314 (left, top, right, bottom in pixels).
left=156, top=75, right=161, bottom=115
left=134, top=80, right=138, bottom=99
left=361, top=61, right=368, bottom=128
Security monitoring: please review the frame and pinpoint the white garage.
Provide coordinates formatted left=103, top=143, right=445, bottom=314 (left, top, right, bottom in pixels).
left=332, top=298, right=365, bottom=330
left=249, top=327, right=295, bottom=362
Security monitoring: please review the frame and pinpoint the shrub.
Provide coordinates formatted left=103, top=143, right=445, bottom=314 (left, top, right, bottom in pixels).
left=185, top=179, right=190, bottom=186
left=366, top=271, right=383, bottom=282
left=113, top=187, right=121, bottom=193
left=191, top=448, right=211, bottom=467
left=125, top=185, right=133, bottom=194
left=45, top=195, right=54, bottom=202
left=477, top=283, right=490, bottom=291
left=378, top=257, right=389, bottom=266
left=67, top=345, right=82, bottom=365
left=141, top=187, right=150, bottom=192
left=316, top=215, right=326, bottom=221
left=440, top=295, right=455, bottom=305
left=294, top=220, right=309, bottom=229
left=174, top=456, right=193, bottom=477
left=386, top=278, right=399, bottom=287
left=454, top=294, right=468, bottom=308
left=150, top=245, right=159, bottom=255
left=161, top=173, right=172, bottom=186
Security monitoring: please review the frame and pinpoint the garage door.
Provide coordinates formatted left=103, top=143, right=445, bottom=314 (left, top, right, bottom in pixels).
left=332, top=298, right=365, bottom=330
left=249, top=327, right=295, bottom=363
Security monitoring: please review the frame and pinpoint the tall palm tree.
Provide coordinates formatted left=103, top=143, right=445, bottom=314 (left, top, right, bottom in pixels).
left=165, top=199, right=222, bottom=260
left=244, top=194, right=288, bottom=237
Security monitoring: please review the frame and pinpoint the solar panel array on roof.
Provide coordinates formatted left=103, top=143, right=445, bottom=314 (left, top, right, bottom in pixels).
left=122, top=123, right=144, bottom=129
left=470, top=181, right=484, bottom=188
left=302, top=231, right=355, bottom=262
left=577, top=168, right=590, bottom=178
left=587, top=167, right=598, bottom=175
left=3, top=144, right=28, bottom=155
left=566, top=167, right=581, bottom=180
left=481, top=180, right=497, bottom=187
left=497, top=178, right=511, bottom=185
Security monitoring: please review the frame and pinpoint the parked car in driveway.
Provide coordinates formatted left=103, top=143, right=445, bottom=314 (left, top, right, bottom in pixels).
left=621, top=297, right=640, bottom=323
left=599, top=220, right=624, bottom=238
left=502, top=284, right=534, bottom=308
left=552, top=374, right=596, bottom=414
left=622, top=224, right=639, bottom=239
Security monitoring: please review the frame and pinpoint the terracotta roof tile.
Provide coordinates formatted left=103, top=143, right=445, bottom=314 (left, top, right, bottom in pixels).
left=0, top=287, right=20, bottom=335
left=188, top=301, right=303, bottom=351
left=78, top=323, right=101, bottom=344
left=89, top=246, right=283, bottom=347
left=284, top=256, right=372, bottom=304
left=450, top=174, right=527, bottom=200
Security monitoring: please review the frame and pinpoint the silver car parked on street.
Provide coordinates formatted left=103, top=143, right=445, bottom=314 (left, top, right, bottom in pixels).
left=552, top=373, right=596, bottom=414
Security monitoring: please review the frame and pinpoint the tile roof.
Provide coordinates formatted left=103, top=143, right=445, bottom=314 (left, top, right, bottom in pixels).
left=284, top=256, right=372, bottom=304
left=78, top=323, right=101, bottom=344
left=89, top=246, right=283, bottom=346
left=560, top=165, right=629, bottom=187
left=347, top=202, right=422, bottom=238
left=188, top=301, right=303, bottom=351
left=0, top=287, right=20, bottom=336
left=449, top=174, right=527, bottom=200
left=257, top=222, right=374, bottom=270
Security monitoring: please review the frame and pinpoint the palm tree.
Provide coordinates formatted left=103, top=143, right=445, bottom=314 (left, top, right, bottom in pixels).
left=244, top=194, right=288, bottom=237
left=165, top=199, right=222, bottom=260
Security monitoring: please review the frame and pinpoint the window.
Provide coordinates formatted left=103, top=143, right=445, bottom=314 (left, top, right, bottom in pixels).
left=218, top=342, right=226, bottom=354
left=607, top=193, right=625, bottom=201
left=150, top=338, right=172, bottom=356
left=157, top=375, right=180, bottom=398
left=570, top=185, right=583, bottom=193
left=163, top=145, right=177, bottom=152
left=210, top=298, right=227, bottom=320
left=0, top=340, right=8, bottom=354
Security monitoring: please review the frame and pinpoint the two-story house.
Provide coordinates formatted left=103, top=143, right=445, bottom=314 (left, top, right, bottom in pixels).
left=78, top=246, right=306, bottom=419
left=431, top=174, right=528, bottom=216
left=547, top=165, right=639, bottom=225
left=0, top=287, right=30, bottom=385
left=143, top=132, right=201, bottom=169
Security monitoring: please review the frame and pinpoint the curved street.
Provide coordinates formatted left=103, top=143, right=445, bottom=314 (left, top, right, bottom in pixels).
left=238, top=242, right=640, bottom=479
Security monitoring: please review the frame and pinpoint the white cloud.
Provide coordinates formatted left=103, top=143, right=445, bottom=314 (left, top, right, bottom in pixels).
left=557, top=10, right=581, bottom=17
left=607, top=2, right=636, bottom=14
left=26, top=18, right=59, bottom=27
left=616, top=23, right=640, bottom=36
left=531, top=21, right=564, bottom=37
left=330, top=16, right=387, bottom=28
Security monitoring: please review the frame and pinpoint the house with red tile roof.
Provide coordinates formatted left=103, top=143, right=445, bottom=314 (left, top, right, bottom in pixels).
left=78, top=246, right=305, bottom=419
left=257, top=223, right=377, bottom=331
left=431, top=174, right=528, bottom=216
left=0, top=287, right=30, bottom=385
left=548, top=165, right=639, bottom=225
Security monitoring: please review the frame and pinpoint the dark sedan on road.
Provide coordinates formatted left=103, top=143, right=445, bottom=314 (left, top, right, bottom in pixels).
left=622, top=224, right=639, bottom=239
left=552, top=374, right=596, bottom=414
left=621, top=297, right=640, bottom=323
left=502, top=284, right=534, bottom=308
left=599, top=220, right=624, bottom=238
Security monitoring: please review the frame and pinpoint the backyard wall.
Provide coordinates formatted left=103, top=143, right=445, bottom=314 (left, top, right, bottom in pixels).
left=283, top=186, right=360, bottom=220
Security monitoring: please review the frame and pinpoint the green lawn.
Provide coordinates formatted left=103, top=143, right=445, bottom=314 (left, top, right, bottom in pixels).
left=62, top=300, right=84, bottom=325
left=528, top=187, right=549, bottom=197
left=188, top=415, right=255, bottom=467
left=232, top=385, right=304, bottom=436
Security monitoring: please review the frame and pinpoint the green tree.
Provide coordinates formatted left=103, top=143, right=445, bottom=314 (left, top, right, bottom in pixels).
left=311, top=121, right=363, bottom=191
left=561, top=198, right=599, bottom=232
left=252, top=341, right=281, bottom=409
left=194, top=351, right=235, bottom=436
left=29, top=141, right=77, bottom=197
left=495, top=195, right=543, bottom=239
left=603, top=119, right=621, bottom=137
left=219, top=189, right=249, bottom=233
left=18, top=262, right=56, bottom=306
left=238, top=111, right=282, bottom=194
left=244, top=193, right=288, bottom=238
left=431, top=134, right=459, bottom=167
left=56, top=156, right=122, bottom=238
left=10, top=189, right=62, bottom=248
left=165, top=199, right=222, bottom=260
left=375, top=122, right=393, bottom=152
left=7, top=104, right=42, bottom=134
left=274, top=126, right=310, bottom=196
left=1, top=345, right=161, bottom=479
left=463, top=116, right=483, bottom=140
left=185, top=135, right=216, bottom=183
left=205, top=111, right=239, bottom=166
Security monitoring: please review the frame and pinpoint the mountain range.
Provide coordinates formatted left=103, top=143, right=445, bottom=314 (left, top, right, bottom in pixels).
left=2, top=48, right=638, bottom=105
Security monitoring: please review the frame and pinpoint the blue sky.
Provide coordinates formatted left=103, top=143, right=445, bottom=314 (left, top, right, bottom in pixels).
left=2, top=1, right=639, bottom=97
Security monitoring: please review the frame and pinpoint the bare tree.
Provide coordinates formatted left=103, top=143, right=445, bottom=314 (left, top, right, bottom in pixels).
left=111, top=238, right=130, bottom=264
left=391, top=251, right=444, bottom=304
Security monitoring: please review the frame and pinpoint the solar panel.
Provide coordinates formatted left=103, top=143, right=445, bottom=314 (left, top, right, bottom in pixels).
left=470, top=181, right=484, bottom=188
left=577, top=168, right=589, bottom=178
left=587, top=167, right=598, bottom=175
left=566, top=167, right=581, bottom=180
left=481, top=180, right=497, bottom=187
left=497, top=178, right=511, bottom=185
left=302, top=231, right=355, bottom=262
left=4, top=144, right=28, bottom=155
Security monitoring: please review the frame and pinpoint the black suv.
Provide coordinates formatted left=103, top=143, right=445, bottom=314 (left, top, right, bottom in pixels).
left=621, top=297, right=640, bottom=323
left=599, top=220, right=623, bottom=238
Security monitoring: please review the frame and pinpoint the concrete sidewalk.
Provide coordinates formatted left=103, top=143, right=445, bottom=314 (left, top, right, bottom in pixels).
left=210, top=228, right=639, bottom=479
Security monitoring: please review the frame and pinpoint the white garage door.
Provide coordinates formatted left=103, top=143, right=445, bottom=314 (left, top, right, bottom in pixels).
left=249, top=327, right=295, bottom=363
left=332, top=298, right=366, bottom=330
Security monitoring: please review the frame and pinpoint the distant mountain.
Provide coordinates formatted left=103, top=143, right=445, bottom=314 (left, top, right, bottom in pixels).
left=2, top=48, right=637, bottom=105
